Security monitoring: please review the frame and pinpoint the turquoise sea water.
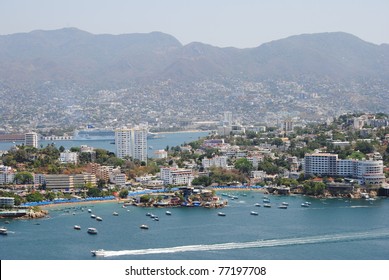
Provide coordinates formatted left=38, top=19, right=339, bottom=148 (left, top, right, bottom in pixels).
left=1, top=194, right=389, bottom=260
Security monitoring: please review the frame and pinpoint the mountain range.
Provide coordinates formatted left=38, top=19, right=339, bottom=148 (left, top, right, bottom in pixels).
left=0, top=28, right=388, bottom=86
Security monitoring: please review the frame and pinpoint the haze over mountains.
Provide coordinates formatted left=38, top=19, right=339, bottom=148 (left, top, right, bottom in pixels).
left=0, top=28, right=388, bottom=86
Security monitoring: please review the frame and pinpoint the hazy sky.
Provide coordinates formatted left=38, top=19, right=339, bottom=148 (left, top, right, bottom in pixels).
left=1, top=0, right=388, bottom=48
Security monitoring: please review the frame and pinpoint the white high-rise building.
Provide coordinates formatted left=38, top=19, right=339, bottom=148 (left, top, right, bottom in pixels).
left=25, top=132, right=38, bottom=148
left=115, top=126, right=148, bottom=163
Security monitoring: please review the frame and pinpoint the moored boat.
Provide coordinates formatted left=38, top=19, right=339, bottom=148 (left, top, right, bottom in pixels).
left=165, top=211, right=172, bottom=215
left=87, top=227, right=98, bottom=234
left=301, top=202, right=310, bottom=207
left=0, top=227, right=7, bottom=235
left=90, top=214, right=96, bottom=218
left=250, top=211, right=259, bottom=215
left=254, top=203, right=261, bottom=207
left=217, top=212, right=226, bottom=216
left=140, top=224, right=149, bottom=229
left=96, top=216, right=103, bottom=221
left=278, top=205, right=288, bottom=209
left=74, top=225, right=81, bottom=230
left=112, top=212, right=119, bottom=216
left=263, top=204, right=271, bottom=208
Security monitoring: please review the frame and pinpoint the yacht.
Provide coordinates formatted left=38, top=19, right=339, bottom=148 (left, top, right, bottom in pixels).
left=73, top=225, right=81, bottom=230
left=87, top=227, right=98, bottom=234
left=263, top=198, right=270, bottom=203
left=88, top=209, right=92, bottom=213
left=91, top=249, right=105, bottom=256
left=90, top=214, right=96, bottom=219
left=96, top=216, right=103, bottom=221
left=140, top=224, right=149, bottom=229
left=0, top=227, right=7, bottom=235
left=278, top=205, right=288, bottom=209
left=301, top=202, right=310, bottom=207
left=282, top=202, right=289, bottom=206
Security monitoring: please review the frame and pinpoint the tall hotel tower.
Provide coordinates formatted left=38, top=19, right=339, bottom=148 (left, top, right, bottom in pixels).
left=115, top=125, right=148, bottom=163
left=25, top=132, right=38, bottom=148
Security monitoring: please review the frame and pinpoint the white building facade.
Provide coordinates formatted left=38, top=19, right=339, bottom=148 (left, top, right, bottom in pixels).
left=25, top=132, right=38, bottom=148
left=115, top=126, right=148, bottom=163
left=160, top=167, right=194, bottom=186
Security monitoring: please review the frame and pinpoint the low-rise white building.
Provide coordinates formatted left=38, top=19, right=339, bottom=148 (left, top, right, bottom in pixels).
left=160, top=167, right=194, bottom=186
left=202, top=156, right=228, bottom=169
left=59, top=150, right=78, bottom=164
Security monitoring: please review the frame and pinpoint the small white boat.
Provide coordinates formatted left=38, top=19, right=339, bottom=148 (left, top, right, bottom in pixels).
left=250, top=211, right=259, bottom=215
left=91, top=249, right=105, bottom=256
left=146, top=213, right=151, bottom=216
left=278, top=205, right=288, bottom=209
left=96, top=216, right=103, bottom=221
left=88, top=209, right=92, bottom=213
left=140, top=224, right=149, bottom=229
left=263, top=204, right=271, bottom=208
left=217, top=212, right=226, bottom=216
left=301, top=202, right=310, bottom=207
left=73, top=225, right=81, bottom=230
left=90, top=214, right=96, bottom=218
left=165, top=211, right=172, bottom=215
left=282, top=202, right=289, bottom=206
left=87, top=227, right=98, bottom=234
left=254, top=203, right=261, bottom=207
left=112, top=212, right=119, bottom=216
left=0, top=227, right=8, bottom=235
left=263, top=198, right=270, bottom=203
left=153, top=217, right=159, bottom=221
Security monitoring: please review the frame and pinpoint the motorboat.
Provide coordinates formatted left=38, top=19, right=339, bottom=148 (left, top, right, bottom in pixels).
left=112, top=212, right=119, bottom=216
left=153, top=217, right=159, bottom=221
left=278, top=205, right=288, bottom=209
left=88, top=209, right=92, bottom=213
left=73, top=225, right=81, bottom=230
left=263, top=198, right=270, bottom=203
left=146, top=213, right=152, bottom=216
left=263, top=204, right=271, bottom=208
left=301, top=202, right=310, bottom=207
left=165, top=211, right=172, bottom=215
left=140, top=224, right=149, bottom=229
left=217, top=212, right=226, bottom=216
left=254, top=203, right=261, bottom=207
left=0, top=227, right=7, bottom=235
left=282, top=202, right=289, bottom=206
left=90, top=214, right=96, bottom=218
left=91, top=249, right=105, bottom=256
left=87, top=227, right=98, bottom=234
left=96, top=216, right=103, bottom=221
left=250, top=211, right=259, bottom=215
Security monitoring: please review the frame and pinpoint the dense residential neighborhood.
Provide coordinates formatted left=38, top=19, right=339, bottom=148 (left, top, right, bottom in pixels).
left=1, top=112, right=389, bottom=206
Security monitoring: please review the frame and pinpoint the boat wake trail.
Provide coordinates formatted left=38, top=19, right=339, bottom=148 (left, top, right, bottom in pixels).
left=99, top=229, right=389, bottom=257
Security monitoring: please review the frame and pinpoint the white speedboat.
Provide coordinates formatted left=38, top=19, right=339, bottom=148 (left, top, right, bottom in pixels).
left=140, top=224, right=149, bottom=229
left=0, top=227, right=7, bottom=235
left=90, top=214, right=96, bottom=219
left=73, top=225, right=81, bottom=230
left=112, top=212, right=119, bottom=216
left=263, top=204, right=271, bottom=208
left=301, top=202, right=310, bottom=207
left=278, top=205, right=288, bottom=209
left=254, top=203, right=261, bottom=207
left=250, top=211, right=259, bottom=215
left=263, top=198, right=270, bottom=203
left=282, top=202, right=289, bottom=206
left=96, top=216, right=103, bottom=221
left=165, top=211, right=172, bottom=215
left=88, top=209, right=92, bottom=213
left=217, top=212, right=226, bottom=216
left=91, top=249, right=105, bottom=256
left=87, top=227, right=98, bottom=234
